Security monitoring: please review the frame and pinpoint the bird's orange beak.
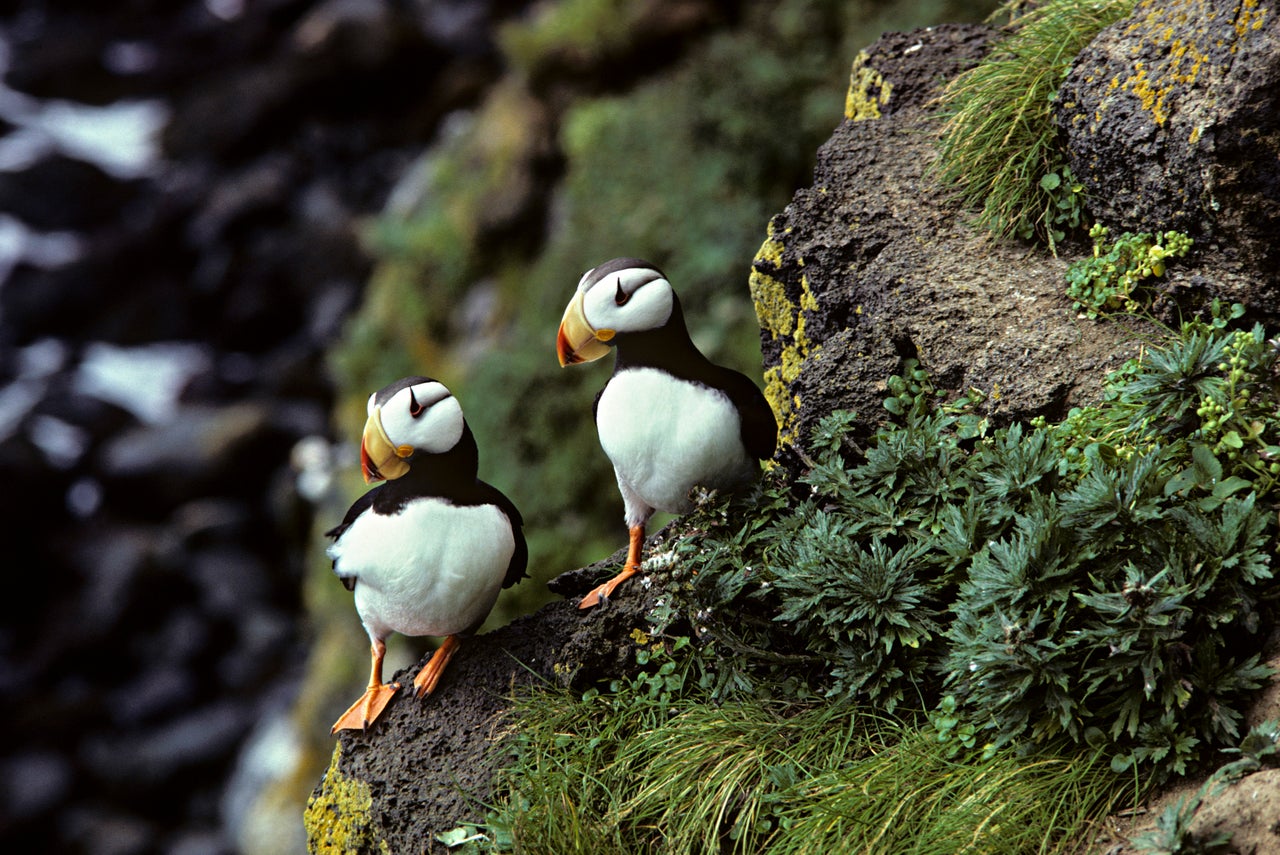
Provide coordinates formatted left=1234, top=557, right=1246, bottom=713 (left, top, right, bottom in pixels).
left=557, top=291, right=613, bottom=367
left=360, top=408, right=412, bottom=483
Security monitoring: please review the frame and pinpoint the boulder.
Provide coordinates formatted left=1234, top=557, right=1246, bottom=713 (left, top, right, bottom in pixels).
left=753, top=25, right=1149, bottom=467
left=1055, top=0, right=1280, bottom=298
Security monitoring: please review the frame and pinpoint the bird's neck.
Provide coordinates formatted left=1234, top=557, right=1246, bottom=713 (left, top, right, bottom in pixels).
left=613, top=297, right=712, bottom=374
left=383, top=427, right=481, bottom=500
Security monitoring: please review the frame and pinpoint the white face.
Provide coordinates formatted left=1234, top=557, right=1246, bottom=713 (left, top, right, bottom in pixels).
left=368, top=379, right=464, bottom=456
left=577, top=261, right=674, bottom=336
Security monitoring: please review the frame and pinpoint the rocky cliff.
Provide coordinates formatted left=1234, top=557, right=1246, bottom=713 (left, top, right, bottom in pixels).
left=306, top=4, right=1280, bottom=852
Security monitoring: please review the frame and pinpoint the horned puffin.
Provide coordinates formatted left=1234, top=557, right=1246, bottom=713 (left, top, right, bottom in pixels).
left=326, top=376, right=527, bottom=733
left=556, top=258, right=777, bottom=608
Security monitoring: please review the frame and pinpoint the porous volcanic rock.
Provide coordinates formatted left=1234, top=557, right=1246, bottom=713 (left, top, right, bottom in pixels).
left=1055, top=0, right=1280, bottom=297
left=753, top=24, right=1154, bottom=468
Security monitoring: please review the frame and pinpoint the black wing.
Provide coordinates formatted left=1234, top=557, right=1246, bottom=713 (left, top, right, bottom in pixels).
left=477, top=480, right=530, bottom=589
left=325, top=488, right=379, bottom=592
left=717, top=366, right=778, bottom=461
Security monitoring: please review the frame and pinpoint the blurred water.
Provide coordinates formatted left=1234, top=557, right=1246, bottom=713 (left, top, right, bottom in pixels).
left=0, top=32, right=166, bottom=287
left=73, top=341, right=213, bottom=425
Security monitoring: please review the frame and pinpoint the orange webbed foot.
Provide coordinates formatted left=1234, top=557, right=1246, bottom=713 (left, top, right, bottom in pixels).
left=578, top=564, right=639, bottom=609
left=580, top=524, right=646, bottom=610
left=413, top=635, right=462, bottom=699
left=331, top=681, right=400, bottom=734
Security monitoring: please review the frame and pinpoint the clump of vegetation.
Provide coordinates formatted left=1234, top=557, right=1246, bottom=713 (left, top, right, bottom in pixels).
left=672, top=310, right=1276, bottom=781
left=481, top=678, right=1124, bottom=854
left=935, top=0, right=1135, bottom=251
left=474, top=309, right=1277, bottom=853
left=1065, top=225, right=1194, bottom=316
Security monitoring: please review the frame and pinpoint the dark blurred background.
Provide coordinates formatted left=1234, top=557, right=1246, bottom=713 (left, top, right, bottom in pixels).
left=0, top=1, right=993, bottom=852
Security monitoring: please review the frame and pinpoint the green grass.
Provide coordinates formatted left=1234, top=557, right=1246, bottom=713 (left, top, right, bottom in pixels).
left=484, top=686, right=1132, bottom=854
left=934, top=0, right=1136, bottom=251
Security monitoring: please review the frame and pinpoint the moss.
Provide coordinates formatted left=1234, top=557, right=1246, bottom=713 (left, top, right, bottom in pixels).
left=498, top=0, right=645, bottom=78
left=750, top=221, right=822, bottom=450
left=304, top=743, right=389, bottom=855
left=845, top=50, right=893, bottom=121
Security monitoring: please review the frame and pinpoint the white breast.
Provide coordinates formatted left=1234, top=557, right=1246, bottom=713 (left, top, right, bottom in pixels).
left=328, top=498, right=514, bottom=640
left=595, top=367, right=754, bottom=517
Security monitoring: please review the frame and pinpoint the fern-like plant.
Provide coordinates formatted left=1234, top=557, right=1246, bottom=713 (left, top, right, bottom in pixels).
left=666, top=313, right=1277, bottom=783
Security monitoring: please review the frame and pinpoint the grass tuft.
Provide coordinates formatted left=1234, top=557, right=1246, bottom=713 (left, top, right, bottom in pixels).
left=485, top=687, right=1129, bottom=854
left=934, top=0, right=1135, bottom=251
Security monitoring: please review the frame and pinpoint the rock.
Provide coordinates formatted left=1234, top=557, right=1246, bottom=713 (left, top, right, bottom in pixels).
left=1056, top=0, right=1280, bottom=295
left=0, top=0, right=530, bottom=850
left=96, top=402, right=302, bottom=511
left=0, top=154, right=146, bottom=231
left=83, top=700, right=256, bottom=792
left=0, top=750, right=74, bottom=826
left=1186, top=768, right=1280, bottom=853
left=753, top=25, right=1151, bottom=464
left=305, top=547, right=652, bottom=852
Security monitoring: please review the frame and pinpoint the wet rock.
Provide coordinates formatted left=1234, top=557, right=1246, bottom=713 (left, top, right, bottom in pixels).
left=0, top=750, right=73, bottom=826
left=83, top=700, right=255, bottom=792
left=0, top=154, right=146, bottom=231
left=0, top=0, right=519, bottom=848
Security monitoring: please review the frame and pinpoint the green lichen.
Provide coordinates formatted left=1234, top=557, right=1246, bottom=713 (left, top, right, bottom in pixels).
left=750, top=222, right=821, bottom=450
left=845, top=51, right=892, bottom=121
left=304, top=743, right=389, bottom=855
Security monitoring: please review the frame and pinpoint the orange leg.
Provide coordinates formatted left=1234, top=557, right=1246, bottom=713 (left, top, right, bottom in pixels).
left=331, top=639, right=401, bottom=734
left=579, top=524, right=645, bottom=609
left=413, top=635, right=462, bottom=698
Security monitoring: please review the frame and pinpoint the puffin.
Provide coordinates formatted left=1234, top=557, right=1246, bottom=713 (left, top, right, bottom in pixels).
left=556, top=258, right=777, bottom=608
left=326, top=376, right=527, bottom=733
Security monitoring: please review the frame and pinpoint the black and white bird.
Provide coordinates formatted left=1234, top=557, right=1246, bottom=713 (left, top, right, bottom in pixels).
left=326, top=376, right=527, bottom=733
left=556, top=258, right=777, bottom=608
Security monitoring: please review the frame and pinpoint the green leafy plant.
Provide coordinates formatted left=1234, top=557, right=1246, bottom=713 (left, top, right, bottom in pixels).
left=1065, top=224, right=1194, bottom=316
left=935, top=0, right=1136, bottom=251
left=1039, top=165, right=1088, bottom=249
left=483, top=309, right=1278, bottom=851
left=658, top=313, right=1277, bottom=784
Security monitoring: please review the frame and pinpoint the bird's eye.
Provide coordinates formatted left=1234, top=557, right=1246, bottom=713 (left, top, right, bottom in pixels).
left=408, top=387, right=426, bottom=418
left=614, top=278, right=630, bottom=306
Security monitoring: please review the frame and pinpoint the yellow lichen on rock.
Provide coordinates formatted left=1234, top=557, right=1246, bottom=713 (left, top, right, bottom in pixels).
left=1104, top=0, right=1267, bottom=128
left=750, top=222, right=821, bottom=450
left=751, top=232, right=796, bottom=340
left=845, top=50, right=892, bottom=121
left=304, top=743, right=389, bottom=855
left=1236, top=0, right=1268, bottom=37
